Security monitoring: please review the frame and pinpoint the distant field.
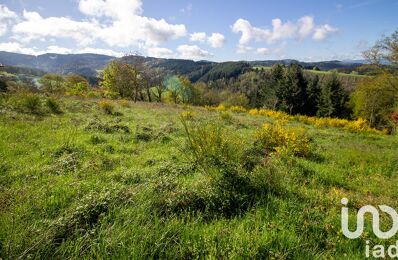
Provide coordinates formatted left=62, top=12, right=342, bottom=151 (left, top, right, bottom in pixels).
left=254, top=66, right=367, bottom=90
left=1, top=94, right=397, bottom=258
left=254, top=66, right=367, bottom=77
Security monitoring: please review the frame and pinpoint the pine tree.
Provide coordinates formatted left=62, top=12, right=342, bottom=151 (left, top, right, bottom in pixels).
left=304, top=75, right=321, bottom=116
left=276, top=64, right=308, bottom=115
left=317, top=72, right=348, bottom=117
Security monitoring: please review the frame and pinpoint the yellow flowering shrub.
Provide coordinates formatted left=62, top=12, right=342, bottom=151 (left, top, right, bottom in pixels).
left=294, top=115, right=385, bottom=134
left=229, top=106, right=247, bottom=113
left=203, top=104, right=385, bottom=135
left=98, top=100, right=114, bottom=115
left=248, top=108, right=259, bottom=116
left=255, top=123, right=311, bottom=157
left=215, top=104, right=226, bottom=111
left=180, top=111, right=195, bottom=120
left=257, top=109, right=292, bottom=122
left=181, top=120, right=243, bottom=166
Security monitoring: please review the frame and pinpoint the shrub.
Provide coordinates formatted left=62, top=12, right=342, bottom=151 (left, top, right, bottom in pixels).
left=118, top=99, right=130, bottom=107
left=152, top=158, right=278, bottom=218
left=157, top=119, right=283, bottom=218
left=255, top=123, right=311, bottom=157
left=215, top=104, right=226, bottom=111
left=31, top=188, right=133, bottom=256
left=85, top=119, right=130, bottom=134
left=134, top=125, right=155, bottom=143
left=229, top=105, right=247, bottom=113
left=220, top=111, right=233, bottom=123
left=98, top=100, right=114, bottom=115
left=45, top=98, right=62, bottom=114
left=246, top=106, right=385, bottom=135
left=294, top=115, right=385, bottom=135
left=181, top=119, right=243, bottom=168
left=21, top=93, right=42, bottom=114
left=180, top=111, right=195, bottom=120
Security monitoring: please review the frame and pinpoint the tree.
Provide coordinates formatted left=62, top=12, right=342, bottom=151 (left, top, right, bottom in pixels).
left=257, top=64, right=284, bottom=109
left=236, top=71, right=264, bottom=108
left=276, top=64, right=308, bottom=115
left=317, top=72, right=348, bottom=117
left=64, top=74, right=90, bottom=96
left=139, top=67, right=164, bottom=102
left=165, top=75, right=182, bottom=104
left=354, top=29, right=398, bottom=131
left=352, top=73, right=398, bottom=129
left=39, top=74, right=65, bottom=93
left=178, top=76, right=194, bottom=103
left=152, top=72, right=167, bottom=102
left=100, top=60, right=139, bottom=101
left=304, top=75, right=321, bottom=116
left=221, top=91, right=249, bottom=107
left=0, top=78, right=8, bottom=92
left=363, top=29, right=398, bottom=69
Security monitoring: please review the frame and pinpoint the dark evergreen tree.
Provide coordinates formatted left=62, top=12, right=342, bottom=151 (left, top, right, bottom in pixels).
left=0, top=78, right=8, bottom=92
left=304, top=75, right=321, bottom=116
left=317, top=72, right=348, bottom=117
left=276, top=64, right=308, bottom=115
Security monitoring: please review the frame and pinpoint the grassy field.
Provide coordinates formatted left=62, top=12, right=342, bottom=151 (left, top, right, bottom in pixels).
left=254, top=66, right=367, bottom=77
left=254, top=66, right=367, bottom=91
left=0, top=94, right=398, bottom=259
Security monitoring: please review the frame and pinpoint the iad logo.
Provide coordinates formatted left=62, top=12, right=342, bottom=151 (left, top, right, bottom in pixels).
left=341, top=197, right=398, bottom=239
left=341, top=198, right=398, bottom=258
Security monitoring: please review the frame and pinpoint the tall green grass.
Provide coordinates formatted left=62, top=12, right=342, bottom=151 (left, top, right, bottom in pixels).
left=0, top=94, right=397, bottom=258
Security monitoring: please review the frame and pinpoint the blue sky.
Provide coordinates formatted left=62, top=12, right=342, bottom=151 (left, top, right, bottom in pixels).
left=0, top=0, right=397, bottom=61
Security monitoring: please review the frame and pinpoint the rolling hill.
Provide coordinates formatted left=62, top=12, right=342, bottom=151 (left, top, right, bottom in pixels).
left=0, top=51, right=366, bottom=83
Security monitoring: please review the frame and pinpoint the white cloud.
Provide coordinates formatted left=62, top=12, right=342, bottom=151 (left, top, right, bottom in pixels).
left=0, top=42, right=72, bottom=56
left=96, top=16, right=186, bottom=48
left=147, top=47, right=173, bottom=58
left=297, top=16, right=314, bottom=39
left=189, top=32, right=207, bottom=42
left=313, top=24, right=338, bottom=41
left=12, top=10, right=99, bottom=45
left=232, top=16, right=338, bottom=50
left=0, top=22, right=7, bottom=37
left=0, top=42, right=125, bottom=57
left=45, top=45, right=72, bottom=54
left=9, top=0, right=186, bottom=49
left=256, top=48, right=269, bottom=55
left=78, top=0, right=142, bottom=19
left=177, top=44, right=211, bottom=60
left=0, top=42, right=38, bottom=55
left=0, top=4, right=17, bottom=19
left=0, top=5, right=18, bottom=36
left=207, top=33, right=225, bottom=48
left=78, top=0, right=186, bottom=47
left=231, top=19, right=255, bottom=45
left=189, top=32, right=225, bottom=48
left=236, top=44, right=252, bottom=54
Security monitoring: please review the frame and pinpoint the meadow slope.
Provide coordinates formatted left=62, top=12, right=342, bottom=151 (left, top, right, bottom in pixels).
left=0, top=95, right=397, bottom=259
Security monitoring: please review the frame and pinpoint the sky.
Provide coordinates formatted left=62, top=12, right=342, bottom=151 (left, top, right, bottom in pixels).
left=0, top=0, right=397, bottom=61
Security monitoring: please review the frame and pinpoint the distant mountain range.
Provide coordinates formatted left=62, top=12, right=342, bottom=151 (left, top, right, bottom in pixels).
left=0, top=51, right=367, bottom=83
